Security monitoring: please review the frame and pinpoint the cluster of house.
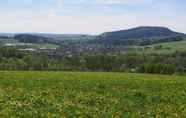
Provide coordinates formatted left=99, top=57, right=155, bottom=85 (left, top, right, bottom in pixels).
left=4, top=43, right=57, bottom=52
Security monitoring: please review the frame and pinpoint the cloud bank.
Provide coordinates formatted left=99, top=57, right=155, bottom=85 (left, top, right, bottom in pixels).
left=0, top=0, right=185, bottom=34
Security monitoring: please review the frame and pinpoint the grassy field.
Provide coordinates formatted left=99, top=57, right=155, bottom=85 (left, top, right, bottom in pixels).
left=0, top=71, right=186, bottom=117
left=32, top=43, right=59, bottom=49
left=143, top=40, right=186, bottom=54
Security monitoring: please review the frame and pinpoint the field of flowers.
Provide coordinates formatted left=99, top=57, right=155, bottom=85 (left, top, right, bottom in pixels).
left=0, top=71, right=186, bottom=117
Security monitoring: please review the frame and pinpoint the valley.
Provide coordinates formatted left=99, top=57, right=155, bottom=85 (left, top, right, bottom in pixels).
left=1, top=0, right=185, bottom=117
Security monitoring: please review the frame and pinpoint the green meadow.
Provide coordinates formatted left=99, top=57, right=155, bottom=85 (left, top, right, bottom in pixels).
left=0, top=71, right=186, bottom=117
left=144, top=40, right=186, bottom=54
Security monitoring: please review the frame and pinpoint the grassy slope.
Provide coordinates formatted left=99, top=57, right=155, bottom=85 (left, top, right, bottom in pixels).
left=0, top=71, right=186, bottom=117
left=143, top=40, right=186, bottom=54
left=32, top=43, right=59, bottom=49
left=0, top=38, right=59, bottom=49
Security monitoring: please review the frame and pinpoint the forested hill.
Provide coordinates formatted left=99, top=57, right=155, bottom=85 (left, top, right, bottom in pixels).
left=0, top=26, right=185, bottom=46
left=94, top=26, right=186, bottom=45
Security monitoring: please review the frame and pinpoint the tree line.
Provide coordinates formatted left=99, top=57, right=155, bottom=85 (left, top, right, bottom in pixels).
left=0, top=46, right=186, bottom=74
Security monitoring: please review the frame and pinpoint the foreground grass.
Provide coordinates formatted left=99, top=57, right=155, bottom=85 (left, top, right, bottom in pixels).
left=0, top=71, right=186, bottom=117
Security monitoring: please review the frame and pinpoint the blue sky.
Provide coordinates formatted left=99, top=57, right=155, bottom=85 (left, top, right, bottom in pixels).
left=0, top=0, right=185, bottom=34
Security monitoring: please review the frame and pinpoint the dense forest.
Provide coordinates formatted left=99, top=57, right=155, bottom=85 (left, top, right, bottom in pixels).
left=0, top=46, right=186, bottom=74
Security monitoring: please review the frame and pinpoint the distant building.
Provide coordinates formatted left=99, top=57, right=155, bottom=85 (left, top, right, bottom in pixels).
left=5, top=43, right=33, bottom=46
left=19, top=48, right=36, bottom=52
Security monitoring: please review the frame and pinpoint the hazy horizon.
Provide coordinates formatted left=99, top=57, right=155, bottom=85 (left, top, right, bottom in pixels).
left=0, top=0, right=185, bottom=34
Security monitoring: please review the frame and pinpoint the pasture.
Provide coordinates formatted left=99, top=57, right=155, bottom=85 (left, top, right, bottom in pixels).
left=0, top=71, right=186, bottom=117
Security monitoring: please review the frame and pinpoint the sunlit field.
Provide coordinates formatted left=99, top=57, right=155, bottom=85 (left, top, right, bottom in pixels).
left=0, top=71, right=186, bottom=117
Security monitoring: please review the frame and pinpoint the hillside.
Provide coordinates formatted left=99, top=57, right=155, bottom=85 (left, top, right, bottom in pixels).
left=142, top=40, right=186, bottom=54
left=95, top=26, right=186, bottom=45
left=31, top=33, right=95, bottom=41
left=14, top=34, right=50, bottom=43
left=1, top=26, right=185, bottom=46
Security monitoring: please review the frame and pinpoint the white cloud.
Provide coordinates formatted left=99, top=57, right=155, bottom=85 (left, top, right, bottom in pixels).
left=0, top=10, right=134, bottom=34
left=0, top=9, right=185, bottom=34
left=94, top=0, right=149, bottom=5
left=0, top=0, right=185, bottom=34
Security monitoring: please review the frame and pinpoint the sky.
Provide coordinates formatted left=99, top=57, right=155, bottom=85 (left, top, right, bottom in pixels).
left=0, top=0, right=185, bottom=34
